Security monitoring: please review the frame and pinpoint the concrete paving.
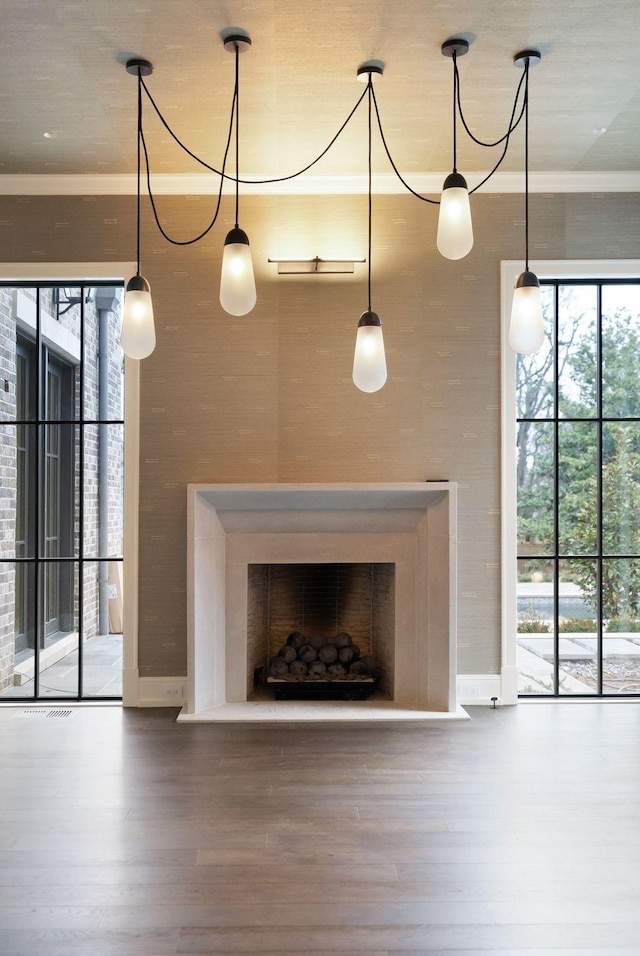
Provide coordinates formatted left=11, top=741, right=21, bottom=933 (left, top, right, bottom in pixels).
left=0, top=634, right=122, bottom=699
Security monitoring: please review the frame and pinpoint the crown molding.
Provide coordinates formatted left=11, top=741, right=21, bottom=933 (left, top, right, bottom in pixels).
left=0, top=171, right=638, bottom=196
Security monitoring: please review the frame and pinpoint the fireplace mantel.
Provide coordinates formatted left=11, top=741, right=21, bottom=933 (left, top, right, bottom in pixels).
left=182, top=482, right=458, bottom=721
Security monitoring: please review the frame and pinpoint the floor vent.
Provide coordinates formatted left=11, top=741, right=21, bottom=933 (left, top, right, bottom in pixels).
left=13, top=708, right=75, bottom=719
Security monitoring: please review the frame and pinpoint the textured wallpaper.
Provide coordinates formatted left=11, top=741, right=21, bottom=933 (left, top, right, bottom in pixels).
left=0, top=191, right=638, bottom=678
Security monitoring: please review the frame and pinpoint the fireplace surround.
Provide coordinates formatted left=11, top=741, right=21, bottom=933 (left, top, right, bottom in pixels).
left=182, top=482, right=458, bottom=721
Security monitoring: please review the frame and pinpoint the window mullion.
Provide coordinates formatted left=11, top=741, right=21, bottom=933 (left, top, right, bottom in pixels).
left=78, top=286, right=85, bottom=699
left=34, top=291, right=43, bottom=699
left=596, top=283, right=604, bottom=695
left=553, top=281, right=560, bottom=695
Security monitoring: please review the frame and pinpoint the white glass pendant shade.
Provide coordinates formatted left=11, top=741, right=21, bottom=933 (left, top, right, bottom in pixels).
left=121, top=275, right=156, bottom=359
left=509, top=270, right=544, bottom=354
left=352, top=310, right=387, bottom=393
left=437, top=172, right=474, bottom=260
left=220, top=226, right=257, bottom=316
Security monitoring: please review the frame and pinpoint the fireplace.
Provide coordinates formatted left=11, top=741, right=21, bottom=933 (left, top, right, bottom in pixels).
left=247, top=562, right=395, bottom=699
left=183, top=482, right=457, bottom=720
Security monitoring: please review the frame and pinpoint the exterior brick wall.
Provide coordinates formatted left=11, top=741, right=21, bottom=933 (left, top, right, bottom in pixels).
left=0, top=285, right=124, bottom=693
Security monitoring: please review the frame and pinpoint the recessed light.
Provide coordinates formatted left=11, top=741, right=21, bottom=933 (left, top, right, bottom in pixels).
left=592, top=127, right=607, bottom=135
left=43, top=131, right=57, bottom=139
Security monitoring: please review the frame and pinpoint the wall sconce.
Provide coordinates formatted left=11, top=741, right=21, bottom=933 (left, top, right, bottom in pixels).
left=268, top=257, right=365, bottom=275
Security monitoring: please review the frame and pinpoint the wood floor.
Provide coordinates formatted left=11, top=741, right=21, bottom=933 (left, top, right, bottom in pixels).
left=0, top=702, right=639, bottom=955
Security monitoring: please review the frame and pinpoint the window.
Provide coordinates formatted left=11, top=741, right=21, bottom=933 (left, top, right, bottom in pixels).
left=512, top=277, right=640, bottom=696
left=0, top=283, right=125, bottom=700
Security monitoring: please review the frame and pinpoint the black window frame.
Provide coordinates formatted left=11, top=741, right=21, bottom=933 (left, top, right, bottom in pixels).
left=517, top=276, right=640, bottom=698
left=3, top=280, right=125, bottom=702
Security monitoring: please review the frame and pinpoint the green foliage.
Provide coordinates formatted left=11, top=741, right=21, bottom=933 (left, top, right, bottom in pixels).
left=517, top=605, right=550, bottom=633
left=568, top=429, right=640, bottom=618
left=517, top=288, right=640, bottom=621
left=607, top=617, right=640, bottom=633
left=559, top=617, right=597, bottom=632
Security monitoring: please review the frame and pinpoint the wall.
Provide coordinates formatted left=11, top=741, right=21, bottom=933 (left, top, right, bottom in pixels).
left=0, top=190, right=638, bottom=683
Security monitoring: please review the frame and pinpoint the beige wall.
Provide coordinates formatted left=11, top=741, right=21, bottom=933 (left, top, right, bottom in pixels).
left=1, top=191, right=639, bottom=679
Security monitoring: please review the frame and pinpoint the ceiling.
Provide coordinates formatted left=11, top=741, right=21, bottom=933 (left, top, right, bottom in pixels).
left=1, top=0, right=639, bottom=185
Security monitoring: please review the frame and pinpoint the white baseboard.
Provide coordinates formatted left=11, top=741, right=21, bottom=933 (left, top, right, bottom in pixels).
left=132, top=674, right=511, bottom=709
left=122, top=667, right=140, bottom=707
left=457, top=673, right=516, bottom=706
left=134, top=676, right=187, bottom=707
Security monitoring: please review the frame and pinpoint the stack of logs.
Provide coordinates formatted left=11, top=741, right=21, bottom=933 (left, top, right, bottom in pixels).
left=268, top=631, right=377, bottom=681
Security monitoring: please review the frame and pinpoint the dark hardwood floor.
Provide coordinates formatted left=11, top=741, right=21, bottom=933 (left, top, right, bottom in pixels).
left=0, top=702, right=639, bottom=954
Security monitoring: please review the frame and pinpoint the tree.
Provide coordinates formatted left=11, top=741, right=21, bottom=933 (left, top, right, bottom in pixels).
left=567, top=426, right=640, bottom=618
left=516, top=285, right=591, bottom=553
left=516, top=284, right=640, bottom=620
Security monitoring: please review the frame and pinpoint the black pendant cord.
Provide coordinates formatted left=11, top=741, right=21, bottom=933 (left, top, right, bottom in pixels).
left=468, top=65, right=526, bottom=195
left=234, top=41, right=240, bottom=228
left=370, top=85, right=438, bottom=205
left=452, top=51, right=457, bottom=173
left=136, top=68, right=142, bottom=275
left=524, top=60, right=530, bottom=270
left=371, top=61, right=526, bottom=202
left=136, top=47, right=529, bottom=236
left=455, top=58, right=527, bottom=147
left=140, top=74, right=237, bottom=245
left=367, top=79, right=373, bottom=312
left=140, top=75, right=367, bottom=185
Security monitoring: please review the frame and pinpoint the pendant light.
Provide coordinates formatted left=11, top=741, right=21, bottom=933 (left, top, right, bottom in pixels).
left=437, top=40, right=473, bottom=261
left=122, top=59, right=156, bottom=360
left=509, top=49, right=543, bottom=354
left=352, top=65, right=387, bottom=393
left=220, top=32, right=257, bottom=317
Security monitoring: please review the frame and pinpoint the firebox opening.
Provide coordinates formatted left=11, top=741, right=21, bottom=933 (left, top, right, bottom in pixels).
left=247, top=563, right=395, bottom=701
